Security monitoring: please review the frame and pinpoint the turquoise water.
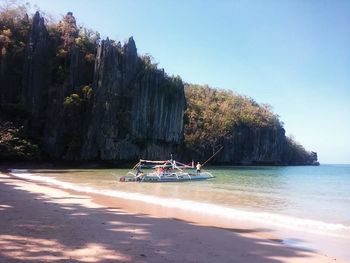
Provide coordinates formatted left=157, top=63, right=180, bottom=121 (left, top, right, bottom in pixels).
left=10, top=164, right=350, bottom=231
left=207, top=165, right=350, bottom=225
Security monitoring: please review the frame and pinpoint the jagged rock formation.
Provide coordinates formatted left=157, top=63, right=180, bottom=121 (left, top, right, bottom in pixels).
left=213, top=126, right=317, bottom=165
left=22, top=11, right=51, bottom=134
left=218, top=125, right=287, bottom=165
left=0, top=9, right=317, bottom=165
left=181, top=124, right=291, bottom=165
left=1, top=11, right=185, bottom=161
left=81, top=38, right=185, bottom=160
left=185, top=124, right=318, bottom=166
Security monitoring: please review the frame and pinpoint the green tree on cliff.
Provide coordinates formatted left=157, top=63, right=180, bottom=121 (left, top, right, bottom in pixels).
left=184, top=84, right=282, bottom=154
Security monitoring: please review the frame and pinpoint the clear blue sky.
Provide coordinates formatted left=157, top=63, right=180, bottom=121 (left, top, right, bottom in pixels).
left=24, top=0, right=350, bottom=164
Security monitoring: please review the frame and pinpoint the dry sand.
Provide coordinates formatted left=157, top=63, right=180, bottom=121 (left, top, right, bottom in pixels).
left=0, top=171, right=345, bottom=263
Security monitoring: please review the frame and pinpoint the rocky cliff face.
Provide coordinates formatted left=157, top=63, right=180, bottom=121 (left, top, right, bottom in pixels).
left=2, top=11, right=185, bottom=161
left=0, top=10, right=317, bottom=165
left=81, top=38, right=185, bottom=160
left=218, top=125, right=287, bottom=165
left=183, top=84, right=318, bottom=165
left=184, top=124, right=317, bottom=166
left=22, top=11, right=51, bottom=134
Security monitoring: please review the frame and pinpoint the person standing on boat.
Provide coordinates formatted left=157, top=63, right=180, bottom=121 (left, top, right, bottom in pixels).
left=196, top=162, right=202, bottom=174
left=136, top=166, right=143, bottom=181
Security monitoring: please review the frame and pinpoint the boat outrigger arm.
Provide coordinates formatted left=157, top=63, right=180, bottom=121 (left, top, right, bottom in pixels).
left=121, top=159, right=215, bottom=183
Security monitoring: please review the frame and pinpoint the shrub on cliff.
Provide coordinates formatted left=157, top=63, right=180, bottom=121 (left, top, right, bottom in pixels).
left=0, top=1, right=30, bottom=103
left=0, top=121, right=40, bottom=160
left=184, top=84, right=282, bottom=154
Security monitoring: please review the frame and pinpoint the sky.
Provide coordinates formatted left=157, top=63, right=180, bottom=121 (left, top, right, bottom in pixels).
left=17, top=0, right=350, bottom=164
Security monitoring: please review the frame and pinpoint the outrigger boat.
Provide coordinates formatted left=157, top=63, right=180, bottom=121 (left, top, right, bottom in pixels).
left=120, top=159, right=215, bottom=183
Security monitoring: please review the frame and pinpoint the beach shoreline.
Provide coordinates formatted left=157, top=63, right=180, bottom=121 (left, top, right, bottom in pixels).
left=0, top=170, right=347, bottom=262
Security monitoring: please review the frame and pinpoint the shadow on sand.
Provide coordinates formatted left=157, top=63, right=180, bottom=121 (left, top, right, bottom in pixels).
left=0, top=173, right=316, bottom=263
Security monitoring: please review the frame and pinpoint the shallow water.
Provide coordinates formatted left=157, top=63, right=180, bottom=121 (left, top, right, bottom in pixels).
left=10, top=164, right=350, bottom=237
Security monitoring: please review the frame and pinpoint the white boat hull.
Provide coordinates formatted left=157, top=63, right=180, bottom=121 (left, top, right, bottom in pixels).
left=121, top=171, right=214, bottom=182
left=140, top=172, right=214, bottom=182
left=121, top=159, right=215, bottom=183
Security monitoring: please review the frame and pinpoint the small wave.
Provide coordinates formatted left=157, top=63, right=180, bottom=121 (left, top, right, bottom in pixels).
left=9, top=169, right=350, bottom=239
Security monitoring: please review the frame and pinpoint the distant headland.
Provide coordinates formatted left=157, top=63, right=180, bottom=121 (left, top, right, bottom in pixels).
left=0, top=5, right=318, bottom=165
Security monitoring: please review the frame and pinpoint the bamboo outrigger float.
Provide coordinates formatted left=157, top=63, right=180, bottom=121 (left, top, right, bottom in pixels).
left=120, top=159, right=214, bottom=183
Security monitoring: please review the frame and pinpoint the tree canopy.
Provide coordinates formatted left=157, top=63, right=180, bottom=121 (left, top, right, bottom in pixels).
left=184, top=84, right=283, bottom=153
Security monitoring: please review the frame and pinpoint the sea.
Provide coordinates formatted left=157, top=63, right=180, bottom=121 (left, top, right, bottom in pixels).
left=9, top=164, right=350, bottom=259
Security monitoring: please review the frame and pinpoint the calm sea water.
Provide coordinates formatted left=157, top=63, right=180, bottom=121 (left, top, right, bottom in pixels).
left=10, top=164, right=350, bottom=237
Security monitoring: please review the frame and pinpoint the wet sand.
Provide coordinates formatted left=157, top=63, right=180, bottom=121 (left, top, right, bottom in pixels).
left=0, top=172, right=345, bottom=263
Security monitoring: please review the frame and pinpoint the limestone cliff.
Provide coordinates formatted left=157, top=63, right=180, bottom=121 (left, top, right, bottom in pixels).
left=183, top=84, right=318, bottom=165
left=218, top=125, right=287, bottom=165
left=4, top=11, right=185, bottom=161
left=81, top=38, right=185, bottom=160
left=22, top=11, right=51, bottom=134
left=0, top=10, right=317, bottom=165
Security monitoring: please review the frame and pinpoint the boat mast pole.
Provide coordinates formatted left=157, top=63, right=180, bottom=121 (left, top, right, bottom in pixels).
left=132, top=161, right=141, bottom=170
left=201, top=146, right=223, bottom=167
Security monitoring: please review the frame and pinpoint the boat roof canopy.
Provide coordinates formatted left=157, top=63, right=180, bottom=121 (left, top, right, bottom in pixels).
left=135, top=159, right=193, bottom=170
left=139, top=159, right=168, bottom=164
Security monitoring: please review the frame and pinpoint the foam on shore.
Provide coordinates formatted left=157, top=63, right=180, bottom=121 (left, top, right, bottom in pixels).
left=9, top=169, right=350, bottom=239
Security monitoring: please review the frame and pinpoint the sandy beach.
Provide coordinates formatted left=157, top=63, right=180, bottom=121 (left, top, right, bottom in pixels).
left=0, top=171, right=345, bottom=263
